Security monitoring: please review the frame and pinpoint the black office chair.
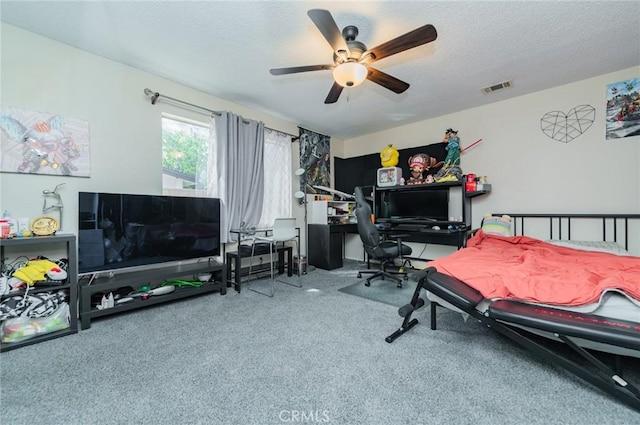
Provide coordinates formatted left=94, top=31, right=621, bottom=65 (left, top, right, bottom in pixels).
left=354, top=186, right=412, bottom=288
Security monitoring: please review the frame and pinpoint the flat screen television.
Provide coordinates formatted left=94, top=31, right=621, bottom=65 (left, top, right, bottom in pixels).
left=78, top=192, right=221, bottom=275
left=376, top=188, right=450, bottom=222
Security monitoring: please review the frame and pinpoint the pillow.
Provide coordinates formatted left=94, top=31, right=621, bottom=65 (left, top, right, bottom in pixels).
left=481, top=214, right=512, bottom=236
left=546, top=240, right=630, bottom=256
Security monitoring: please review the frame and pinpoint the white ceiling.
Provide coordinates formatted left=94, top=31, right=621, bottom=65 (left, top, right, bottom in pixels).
left=1, top=1, right=639, bottom=139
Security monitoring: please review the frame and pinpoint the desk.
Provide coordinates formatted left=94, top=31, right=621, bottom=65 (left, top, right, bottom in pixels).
left=374, top=180, right=490, bottom=247
left=230, top=227, right=301, bottom=262
left=308, top=223, right=357, bottom=270
left=226, top=246, right=292, bottom=293
left=228, top=227, right=299, bottom=292
left=385, top=224, right=470, bottom=249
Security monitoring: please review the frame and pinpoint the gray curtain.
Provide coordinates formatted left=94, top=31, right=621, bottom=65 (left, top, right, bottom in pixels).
left=214, top=112, right=265, bottom=243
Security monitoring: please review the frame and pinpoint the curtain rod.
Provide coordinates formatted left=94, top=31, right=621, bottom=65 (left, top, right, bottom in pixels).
left=144, top=88, right=221, bottom=116
left=144, top=88, right=298, bottom=139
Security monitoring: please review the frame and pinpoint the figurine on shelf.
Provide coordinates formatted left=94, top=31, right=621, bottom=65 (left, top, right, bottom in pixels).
left=42, top=183, right=65, bottom=230
left=377, top=144, right=402, bottom=187
left=435, top=128, right=463, bottom=182
left=380, top=144, right=399, bottom=167
left=406, top=154, right=428, bottom=185
left=442, top=128, right=461, bottom=168
left=407, top=153, right=443, bottom=185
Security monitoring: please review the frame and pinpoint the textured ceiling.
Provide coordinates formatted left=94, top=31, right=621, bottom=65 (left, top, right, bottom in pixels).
left=1, top=1, right=639, bottom=139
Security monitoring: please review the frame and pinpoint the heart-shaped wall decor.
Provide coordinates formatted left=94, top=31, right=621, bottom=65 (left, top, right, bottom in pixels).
left=540, top=105, right=595, bottom=143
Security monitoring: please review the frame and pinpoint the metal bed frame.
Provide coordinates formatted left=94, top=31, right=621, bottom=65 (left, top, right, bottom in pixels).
left=385, top=213, right=640, bottom=412
left=500, top=213, right=639, bottom=251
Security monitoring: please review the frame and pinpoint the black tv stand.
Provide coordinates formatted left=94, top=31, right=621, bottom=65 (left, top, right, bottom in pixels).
left=79, top=260, right=226, bottom=329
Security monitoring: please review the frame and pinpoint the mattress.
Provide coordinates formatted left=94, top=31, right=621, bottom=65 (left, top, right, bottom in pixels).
left=426, top=239, right=640, bottom=357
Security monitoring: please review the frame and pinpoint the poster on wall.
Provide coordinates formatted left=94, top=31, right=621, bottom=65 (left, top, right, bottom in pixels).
left=606, top=78, right=640, bottom=140
left=298, top=127, right=330, bottom=194
left=0, top=106, right=91, bottom=177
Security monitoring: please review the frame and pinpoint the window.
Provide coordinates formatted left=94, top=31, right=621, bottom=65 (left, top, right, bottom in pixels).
left=162, top=114, right=292, bottom=229
left=162, top=115, right=210, bottom=197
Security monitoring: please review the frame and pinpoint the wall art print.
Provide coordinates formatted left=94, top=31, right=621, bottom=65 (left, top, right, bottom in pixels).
left=540, top=105, right=595, bottom=143
left=0, top=106, right=90, bottom=177
left=606, top=78, right=640, bottom=140
left=298, top=127, right=330, bottom=194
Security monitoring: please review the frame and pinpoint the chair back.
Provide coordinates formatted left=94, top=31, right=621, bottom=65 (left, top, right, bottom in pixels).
left=354, top=187, right=384, bottom=258
left=272, top=218, right=297, bottom=242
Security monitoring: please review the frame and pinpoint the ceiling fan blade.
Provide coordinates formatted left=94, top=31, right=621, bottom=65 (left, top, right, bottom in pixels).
left=270, top=65, right=334, bottom=75
left=324, top=82, right=344, bottom=104
left=361, top=24, right=437, bottom=64
left=307, top=9, right=350, bottom=57
left=366, top=67, right=410, bottom=93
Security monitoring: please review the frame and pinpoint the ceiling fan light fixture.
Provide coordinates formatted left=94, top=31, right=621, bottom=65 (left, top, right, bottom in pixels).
left=333, top=62, right=367, bottom=88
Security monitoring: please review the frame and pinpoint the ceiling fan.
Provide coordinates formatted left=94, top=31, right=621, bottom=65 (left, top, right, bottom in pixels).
left=270, top=9, right=438, bottom=104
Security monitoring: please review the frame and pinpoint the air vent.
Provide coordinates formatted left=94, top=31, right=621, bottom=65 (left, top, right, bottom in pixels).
left=481, top=80, right=512, bottom=94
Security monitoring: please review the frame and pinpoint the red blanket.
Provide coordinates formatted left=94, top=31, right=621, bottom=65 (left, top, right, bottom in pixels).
left=427, top=231, right=640, bottom=306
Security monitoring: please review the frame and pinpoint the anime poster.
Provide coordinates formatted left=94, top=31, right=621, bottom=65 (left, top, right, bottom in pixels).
left=0, top=106, right=91, bottom=177
left=606, top=78, right=640, bottom=140
left=298, top=127, right=330, bottom=194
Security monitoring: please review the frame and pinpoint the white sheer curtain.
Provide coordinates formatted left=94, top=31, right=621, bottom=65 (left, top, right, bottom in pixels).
left=257, top=129, right=292, bottom=228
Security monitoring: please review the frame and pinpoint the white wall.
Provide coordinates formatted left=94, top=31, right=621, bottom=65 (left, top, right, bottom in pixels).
left=339, top=67, right=640, bottom=257
left=0, top=24, right=307, bottom=255
left=2, top=23, right=638, bottom=259
left=343, top=67, right=640, bottom=218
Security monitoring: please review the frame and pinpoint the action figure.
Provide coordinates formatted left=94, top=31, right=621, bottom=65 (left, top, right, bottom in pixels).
left=406, top=154, right=428, bottom=185
left=434, top=128, right=463, bottom=182
left=443, top=128, right=461, bottom=168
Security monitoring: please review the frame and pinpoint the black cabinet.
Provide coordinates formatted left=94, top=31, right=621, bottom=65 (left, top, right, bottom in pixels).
left=0, top=235, right=78, bottom=352
left=308, top=224, right=355, bottom=270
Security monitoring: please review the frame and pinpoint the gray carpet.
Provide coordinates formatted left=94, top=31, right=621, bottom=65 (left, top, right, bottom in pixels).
left=1, top=260, right=639, bottom=425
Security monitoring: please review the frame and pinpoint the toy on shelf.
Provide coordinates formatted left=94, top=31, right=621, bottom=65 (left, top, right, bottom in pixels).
left=377, top=145, right=402, bottom=187
left=405, top=153, right=443, bottom=184
left=380, top=144, right=399, bottom=167
left=435, top=128, right=463, bottom=182
left=377, top=167, right=402, bottom=187
left=11, top=258, right=67, bottom=286
left=407, top=154, right=428, bottom=185
left=41, top=183, right=65, bottom=231
left=443, top=128, right=461, bottom=167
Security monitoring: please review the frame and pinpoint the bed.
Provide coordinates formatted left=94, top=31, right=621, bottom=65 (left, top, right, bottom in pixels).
left=386, top=213, right=640, bottom=412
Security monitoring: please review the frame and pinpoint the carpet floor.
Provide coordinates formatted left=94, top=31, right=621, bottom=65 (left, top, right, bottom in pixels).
left=1, top=260, right=639, bottom=424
